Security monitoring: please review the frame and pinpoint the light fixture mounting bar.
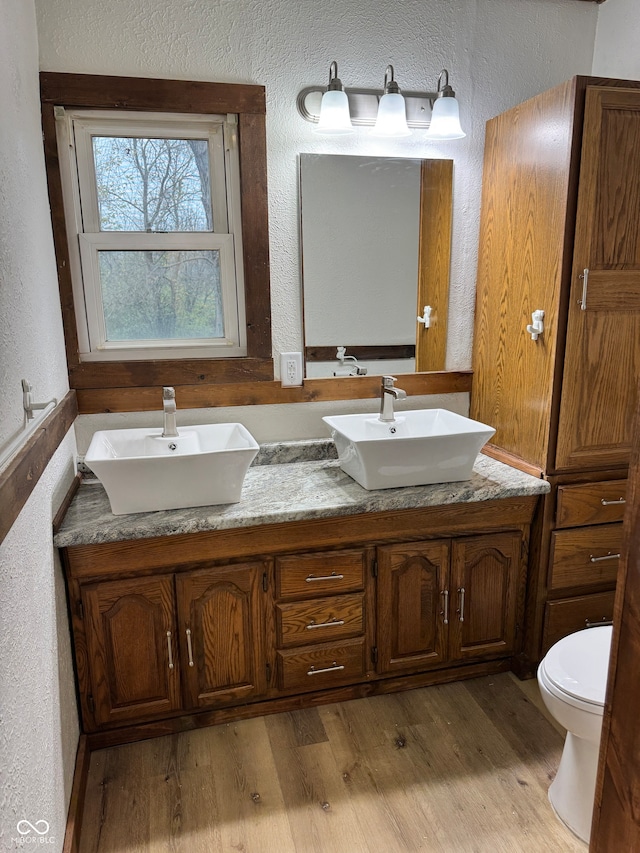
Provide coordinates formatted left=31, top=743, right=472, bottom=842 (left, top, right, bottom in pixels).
left=297, top=86, right=439, bottom=129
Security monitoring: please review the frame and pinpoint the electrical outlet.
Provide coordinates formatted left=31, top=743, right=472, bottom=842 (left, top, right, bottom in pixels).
left=280, top=352, right=303, bottom=387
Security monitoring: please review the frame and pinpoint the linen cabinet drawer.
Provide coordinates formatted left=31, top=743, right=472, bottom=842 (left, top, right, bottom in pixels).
left=276, top=638, right=366, bottom=693
left=542, top=592, right=616, bottom=654
left=548, top=524, right=623, bottom=591
left=276, top=593, right=364, bottom=648
left=276, top=549, right=366, bottom=599
left=556, top=480, right=627, bottom=528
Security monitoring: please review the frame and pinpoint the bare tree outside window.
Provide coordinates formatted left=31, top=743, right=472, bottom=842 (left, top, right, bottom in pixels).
left=92, top=137, right=224, bottom=340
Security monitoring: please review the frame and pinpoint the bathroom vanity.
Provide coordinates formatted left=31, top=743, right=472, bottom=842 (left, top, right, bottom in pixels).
left=55, top=446, right=548, bottom=747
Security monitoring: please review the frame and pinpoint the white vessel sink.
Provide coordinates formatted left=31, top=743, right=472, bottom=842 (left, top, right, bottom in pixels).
left=323, top=409, right=495, bottom=490
left=85, top=423, right=259, bottom=515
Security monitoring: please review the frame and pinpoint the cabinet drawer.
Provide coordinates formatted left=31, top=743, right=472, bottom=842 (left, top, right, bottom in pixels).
left=276, top=549, right=366, bottom=600
left=548, top=524, right=622, bottom=591
left=556, top=480, right=627, bottom=528
left=276, top=638, right=366, bottom=693
left=542, top=592, right=616, bottom=654
left=276, top=593, right=364, bottom=648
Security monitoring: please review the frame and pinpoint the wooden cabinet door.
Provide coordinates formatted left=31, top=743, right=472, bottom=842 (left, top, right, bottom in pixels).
left=176, top=563, right=267, bottom=709
left=82, top=575, right=181, bottom=727
left=556, top=87, right=640, bottom=471
left=471, top=80, right=575, bottom=471
left=448, top=532, right=521, bottom=662
left=376, top=541, right=449, bottom=674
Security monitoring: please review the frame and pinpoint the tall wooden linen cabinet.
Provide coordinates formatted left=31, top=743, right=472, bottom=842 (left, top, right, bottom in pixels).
left=471, top=76, right=640, bottom=673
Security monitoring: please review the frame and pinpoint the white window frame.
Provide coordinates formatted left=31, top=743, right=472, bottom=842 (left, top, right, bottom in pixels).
left=55, top=109, right=247, bottom=361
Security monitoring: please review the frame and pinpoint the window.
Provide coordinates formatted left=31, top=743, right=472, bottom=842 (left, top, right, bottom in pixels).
left=40, top=73, right=272, bottom=403
left=58, top=110, right=246, bottom=360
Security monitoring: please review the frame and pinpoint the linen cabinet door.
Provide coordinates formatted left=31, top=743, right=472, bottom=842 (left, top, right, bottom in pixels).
left=448, top=532, right=521, bottom=662
left=376, top=540, right=449, bottom=674
left=556, top=87, right=640, bottom=471
left=176, top=563, right=267, bottom=709
left=82, top=575, right=181, bottom=727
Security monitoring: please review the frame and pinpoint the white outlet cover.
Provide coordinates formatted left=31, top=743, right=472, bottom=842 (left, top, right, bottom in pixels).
left=280, top=352, right=303, bottom=386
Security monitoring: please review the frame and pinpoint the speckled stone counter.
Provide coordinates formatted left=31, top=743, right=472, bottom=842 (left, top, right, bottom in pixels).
left=55, top=442, right=550, bottom=548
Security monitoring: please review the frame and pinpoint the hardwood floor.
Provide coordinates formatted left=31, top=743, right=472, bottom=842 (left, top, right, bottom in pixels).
left=79, top=674, right=585, bottom=852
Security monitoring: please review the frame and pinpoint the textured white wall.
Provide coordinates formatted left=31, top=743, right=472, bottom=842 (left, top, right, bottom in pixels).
left=0, top=0, right=79, bottom=848
left=33, top=0, right=598, bottom=441
left=592, top=0, right=640, bottom=79
left=34, top=0, right=597, bottom=372
left=0, top=434, right=78, bottom=850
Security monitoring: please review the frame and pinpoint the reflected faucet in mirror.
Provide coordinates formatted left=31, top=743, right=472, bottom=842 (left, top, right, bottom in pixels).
left=333, top=346, right=368, bottom=376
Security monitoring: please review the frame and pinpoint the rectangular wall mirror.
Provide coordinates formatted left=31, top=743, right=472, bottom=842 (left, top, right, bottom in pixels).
left=300, top=153, right=453, bottom=378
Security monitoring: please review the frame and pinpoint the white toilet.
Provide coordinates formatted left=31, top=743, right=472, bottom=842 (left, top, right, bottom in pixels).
left=537, top=625, right=612, bottom=843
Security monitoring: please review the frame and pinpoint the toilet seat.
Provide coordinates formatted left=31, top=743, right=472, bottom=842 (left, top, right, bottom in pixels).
left=540, top=625, right=612, bottom=712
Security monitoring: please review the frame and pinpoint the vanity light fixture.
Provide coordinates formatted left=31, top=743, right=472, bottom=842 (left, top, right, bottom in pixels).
left=314, top=61, right=354, bottom=135
left=372, top=65, right=411, bottom=137
left=424, top=70, right=466, bottom=140
left=298, top=66, right=465, bottom=139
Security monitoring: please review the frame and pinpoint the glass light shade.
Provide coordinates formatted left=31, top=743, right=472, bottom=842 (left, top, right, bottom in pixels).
left=425, top=96, right=466, bottom=140
left=314, top=89, right=354, bottom=134
left=372, top=92, right=411, bottom=137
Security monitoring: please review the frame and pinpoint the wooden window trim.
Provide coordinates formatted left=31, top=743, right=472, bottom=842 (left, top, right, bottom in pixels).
left=40, top=72, right=273, bottom=398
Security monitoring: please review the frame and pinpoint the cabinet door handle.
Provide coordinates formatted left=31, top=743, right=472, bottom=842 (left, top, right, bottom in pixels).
left=441, top=589, right=449, bottom=625
left=590, top=552, right=620, bottom=563
left=578, top=268, right=589, bottom=310
left=166, top=631, right=174, bottom=670
left=601, top=498, right=626, bottom=506
left=457, top=588, right=466, bottom=623
left=306, top=619, right=345, bottom=630
left=307, top=661, right=345, bottom=676
left=305, top=572, right=344, bottom=583
left=585, top=618, right=614, bottom=628
left=185, top=628, right=195, bottom=667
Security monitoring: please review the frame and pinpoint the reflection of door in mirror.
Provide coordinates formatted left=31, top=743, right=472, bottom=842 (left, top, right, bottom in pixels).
left=300, top=154, right=452, bottom=377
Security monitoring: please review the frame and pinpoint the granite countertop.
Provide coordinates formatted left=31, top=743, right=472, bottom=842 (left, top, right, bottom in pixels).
left=54, top=441, right=550, bottom=548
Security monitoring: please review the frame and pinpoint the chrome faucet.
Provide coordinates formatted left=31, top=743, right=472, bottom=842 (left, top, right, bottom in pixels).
left=162, top=387, right=179, bottom=438
left=379, top=376, right=407, bottom=423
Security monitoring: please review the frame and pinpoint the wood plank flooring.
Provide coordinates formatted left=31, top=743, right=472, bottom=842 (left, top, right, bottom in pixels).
left=79, top=674, right=585, bottom=852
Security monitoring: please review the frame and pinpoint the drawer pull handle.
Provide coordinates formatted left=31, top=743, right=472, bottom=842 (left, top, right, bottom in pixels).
left=186, top=628, right=195, bottom=667
left=305, top=572, right=344, bottom=583
left=585, top=618, right=614, bottom=628
left=601, top=498, right=626, bottom=506
left=307, top=661, right=345, bottom=676
left=306, top=619, right=345, bottom=630
left=590, top=552, right=620, bottom=563
left=457, top=587, right=466, bottom=623
left=441, top=589, right=449, bottom=625
left=166, top=631, right=174, bottom=670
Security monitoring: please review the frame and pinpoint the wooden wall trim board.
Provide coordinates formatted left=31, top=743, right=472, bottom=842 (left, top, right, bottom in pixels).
left=416, top=159, right=453, bottom=372
left=305, top=345, right=415, bottom=363
left=591, top=388, right=640, bottom=850
left=62, top=736, right=90, bottom=853
left=0, top=390, right=77, bottom=545
left=75, top=370, right=473, bottom=413
left=481, top=445, right=545, bottom=480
